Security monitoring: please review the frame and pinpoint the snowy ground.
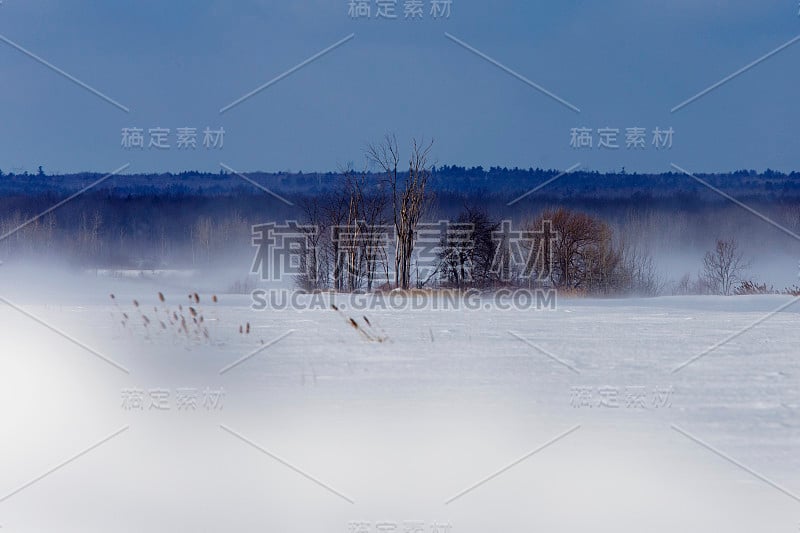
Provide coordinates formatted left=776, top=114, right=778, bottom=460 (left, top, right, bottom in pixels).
left=1, top=272, right=799, bottom=532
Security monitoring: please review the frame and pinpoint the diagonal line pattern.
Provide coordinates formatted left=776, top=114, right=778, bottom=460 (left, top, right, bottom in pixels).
left=0, top=33, right=130, bottom=113
left=507, top=163, right=582, bottom=206
left=672, top=34, right=800, bottom=113
left=671, top=163, right=800, bottom=244
left=220, top=33, right=355, bottom=114
left=0, top=426, right=130, bottom=504
left=0, top=296, right=130, bottom=374
left=445, top=424, right=581, bottom=505
left=671, top=424, right=800, bottom=503
left=220, top=424, right=355, bottom=504
left=220, top=163, right=295, bottom=206
left=508, top=331, right=581, bottom=374
left=672, top=296, right=800, bottom=373
left=219, top=329, right=295, bottom=375
left=445, top=32, right=580, bottom=113
left=0, top=164, right=131, bottom=243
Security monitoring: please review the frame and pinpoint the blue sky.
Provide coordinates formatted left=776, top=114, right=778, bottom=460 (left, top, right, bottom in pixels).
left=0, top=0, right=797, bottom=174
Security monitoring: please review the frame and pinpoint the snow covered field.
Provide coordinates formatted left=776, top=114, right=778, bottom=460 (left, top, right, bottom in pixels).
left=1, top=272, right=799, bottom=532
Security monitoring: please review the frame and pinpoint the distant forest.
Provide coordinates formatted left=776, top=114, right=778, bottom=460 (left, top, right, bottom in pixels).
left=1, top=166, right=800, bottom=199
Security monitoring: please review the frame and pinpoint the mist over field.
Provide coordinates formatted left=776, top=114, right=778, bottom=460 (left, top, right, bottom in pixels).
left=2, top=169, right=799, bottom=294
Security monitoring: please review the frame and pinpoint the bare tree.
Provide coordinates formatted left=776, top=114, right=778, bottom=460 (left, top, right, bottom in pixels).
left=341, top=172, right=364, bottom=291
left=297, top=196, right=328, bottom=290
left=367, top=135, right=400, bottom=287
left=530, top=208, right=611, bottom=291
left=295, top=166, right=390, bottom=293
left=78, top=210, right=103, bottom=258
left=702, top=238, right=750, bottom=295
left=359, top=179, right=390, bottom=291
left=323, top=187, right=351, bottom=291
left=619, top=241, right=663, bottom=296
left=367, top=135, right=433, bottom=290
left=523, top=208, right=662, bottom=295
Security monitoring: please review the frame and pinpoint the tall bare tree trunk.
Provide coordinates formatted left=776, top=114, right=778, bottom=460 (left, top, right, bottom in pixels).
left=368, top=135, right=433, bottom=290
